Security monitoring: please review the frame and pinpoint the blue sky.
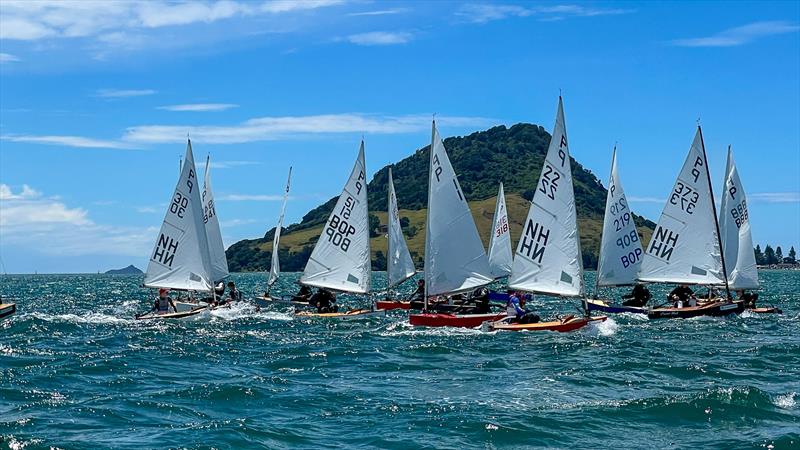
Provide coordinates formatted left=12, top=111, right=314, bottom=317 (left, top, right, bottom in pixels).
left=0, top=0, right=798, bottom=274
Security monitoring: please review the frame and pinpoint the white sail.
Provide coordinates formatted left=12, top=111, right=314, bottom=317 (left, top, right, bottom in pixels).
left=424, top=121, right=493, bottom=296
left=387, top=167, right=416, bottom=288
left=144, top=140, right=213, bottom=292
left=508, top=97, right=583, bottom=297
left=203, top=156, right=229, bottom=283
left=487, top=182, right=513, bottom=278
left=638, top=127, right=724, bottom=285
left=268, top=167, right=292, bottom=287
left=301, top=142, right=371, bottom=293
left=596, top=148, right=643, bottom=287
left=719, top=147, right=759, bottom=290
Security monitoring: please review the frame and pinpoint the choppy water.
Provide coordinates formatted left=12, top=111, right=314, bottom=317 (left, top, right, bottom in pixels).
left=1, top=271, right=798, bottom=449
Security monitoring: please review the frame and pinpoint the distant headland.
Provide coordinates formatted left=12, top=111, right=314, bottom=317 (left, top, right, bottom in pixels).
left=104, top=265, right=143, bottom=275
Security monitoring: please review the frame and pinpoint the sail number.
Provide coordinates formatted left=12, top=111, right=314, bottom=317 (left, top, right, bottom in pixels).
left=609, top=197, right=627, bottom=216
left=614, top=212, right=632, bottom=232
left=730, top=199, right=749, bottom=228
left=202, top=189, right=216, bottom=224
left=539, top=164, right=561, bottom=200
left=327, top=198, right=357, bottom=251
left=669, top=182, right=699, bottom=214
left=494, top=216, right=509, bottom=237
left=170, top=192, right=189, bottom=219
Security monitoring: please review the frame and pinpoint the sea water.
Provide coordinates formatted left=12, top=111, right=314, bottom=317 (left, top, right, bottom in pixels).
left=1, top=271, right=798, bottom=449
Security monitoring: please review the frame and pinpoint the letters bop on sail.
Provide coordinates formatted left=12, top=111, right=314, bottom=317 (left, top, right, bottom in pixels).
left=268, top=167, right=292, bottom=288
left=596, top=148, right=643, bottom=287
left=487, top=182, right=513, bottom=278
left=719, top=147, right=759, bottom=290
left=424, top=121, right=493, bottom=296
left=145, top=140, right=213, bottom=292
left=508, top=97, right=584, bottom=297
left=638, top=128, right=724, bottom=285
left=387, top=167, right=416, bottom=288
left=301, top=142, right=371, bottom=294
left=203, top=156, right=229, bottom=283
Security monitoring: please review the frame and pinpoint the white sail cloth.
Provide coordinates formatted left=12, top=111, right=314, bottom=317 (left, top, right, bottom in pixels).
left=144, top=140, right=213, bottom=292
left=268, top=167, right=292, bottom=288
left=719, top=147, right=759, bottom=290
left=638, top=128, right=724, bottom=285
left=487, top=182, right=513, bottom=278
left=509, top=97, right=584, bottom=297
left=596, top=149, right=643, bottom=287
left=203, top=156, right=229, bottom=283
left=424, top=121, right=493, bottom=296
left=387, top=167, right=416, bottom=288
left=301, top=142, right=371, bottom=293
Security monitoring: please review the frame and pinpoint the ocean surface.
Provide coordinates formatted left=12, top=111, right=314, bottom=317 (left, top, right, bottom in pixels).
left=1, top=270, right=798, bottom=449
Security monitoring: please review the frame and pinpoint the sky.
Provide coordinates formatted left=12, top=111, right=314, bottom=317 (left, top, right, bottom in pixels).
left=0, top=0, right=798, bottom=274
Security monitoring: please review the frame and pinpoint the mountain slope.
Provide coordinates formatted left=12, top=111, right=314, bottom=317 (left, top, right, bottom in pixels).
left=226, top=123, right=655, bottom=272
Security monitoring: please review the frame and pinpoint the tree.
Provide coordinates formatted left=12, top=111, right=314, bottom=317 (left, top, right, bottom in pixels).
left=754, top=245, right=765, bottom=265
left=764, top=245, right=777, bottom=265
left=775, top=246, right=783, bottom=263
left=368, top=214, right=381, bottom=238
left=789, top=246, right=797, bottom=264
left=400, top=216, right=410, bottom=228
left=373, top=250, right=387, bottom=271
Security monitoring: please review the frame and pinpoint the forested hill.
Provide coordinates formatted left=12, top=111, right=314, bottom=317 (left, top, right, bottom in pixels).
left=226, top=123, right=656, bottom=272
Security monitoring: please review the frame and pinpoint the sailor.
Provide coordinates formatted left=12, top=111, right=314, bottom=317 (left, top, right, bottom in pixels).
left=668, top=284, right=695, bottom=308
left=737, top=290, right=758, bottom=308
left=227, top=281, right=240, bottom=302
left=622, top=283, right=651, bottom=307
left=153, top=288, right=177, bottom=314
left=471, top=287, right=491, bottom=314
left=293, top=285, right=313, bottom=303
left=506, top=290, right=540, bottom=324
left=408, top=279, right=425, bottom=309
left=214, top=281, right=225, bottom=297
left=310, top=288, right=337, bottom=313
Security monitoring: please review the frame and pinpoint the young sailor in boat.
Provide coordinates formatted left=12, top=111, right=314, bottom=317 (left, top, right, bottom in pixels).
left=621, top=283, right=651, bottom=307
left=736, top=290, right=758, bottom=308
left=153, top=288, right=178, bottom=315
left=292, top=285, right=313, bottom=304
left=408, top=279, right=425, bottom=309
left=310, top=288, right=338, bottom=313
left=471, top=287, right=491, bottom=314
left=226, top=281, right=240, bottom=302
left=506, top=290, right=540, bottom=324
left=668, top=284, right=696, bottom=308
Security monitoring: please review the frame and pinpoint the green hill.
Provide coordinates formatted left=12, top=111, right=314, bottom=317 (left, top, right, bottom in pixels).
left=226, top=123, right=655, bottom=272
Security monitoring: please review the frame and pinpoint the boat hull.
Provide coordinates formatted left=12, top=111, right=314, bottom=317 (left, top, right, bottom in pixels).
left=648, top=300, right=744, bottom=319
left=136, top=305, right=209, bottom=320
left=586, top=299, right=646, bottom=315
left=749, top=307, right=782, bottom=314
left=489, top=315, right=607, bottom=332
left=409, top=312, right=506, bottom=328
left=375, top=300, right=412, bottom=310
left=0, top=303, right=16, bottom=319
left=255, top=295, right=311, bottom=308
left=295, top=309, right=386, bottom=320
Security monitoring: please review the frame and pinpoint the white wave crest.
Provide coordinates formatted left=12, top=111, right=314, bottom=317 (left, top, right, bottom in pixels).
left=775, top=392, right=796, bottom=409
left=29, top=312, right=130, bottom=324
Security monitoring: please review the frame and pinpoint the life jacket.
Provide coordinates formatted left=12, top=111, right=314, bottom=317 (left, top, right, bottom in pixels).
left=157, top=296, right=171, bottom=312
left=506, top=296, right=520, bottom=317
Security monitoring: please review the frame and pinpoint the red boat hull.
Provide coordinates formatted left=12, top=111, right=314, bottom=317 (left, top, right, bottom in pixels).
left=409, top=312, right=506, bottom=328
left=375, top=300, right=411, bottom=311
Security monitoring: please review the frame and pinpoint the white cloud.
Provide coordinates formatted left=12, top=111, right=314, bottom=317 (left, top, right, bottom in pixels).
left=207, top=161, right=261, bottom=169
left=347, top=9, right=406, bottom=17
left=0, top=0, right=343, bottom=41
left=136, top=206, right=159, bottom=214
left=1, top=135, right=136, bottom=150
left=455, top=3, right=633, bottom=24
left=158, top=103, right=239, bottom=112
left=0, top=184, right=41, bottom=200
left=219, top=218, right=259, bottom=227
left=0, top=53, right=20, bottom=63
left=672, top=21, right=799, bottom=47
left=96, top=88, right=157, bottom=98
left=218, top=194, right=287, bottom=201
left=750, top=192, right=800, bottom=203
left=346, top=31, right=413, bottom=46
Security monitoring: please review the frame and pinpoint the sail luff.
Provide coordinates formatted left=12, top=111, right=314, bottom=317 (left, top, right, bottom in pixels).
left=487, top=182, right=513, bottom=278
left=699, top=127, right=732, bottom=299
left=387, top=167, right=416, bottom=288
left=719, top=147, right=759, bottom=290
left=268, top=166, right=292, bottom=287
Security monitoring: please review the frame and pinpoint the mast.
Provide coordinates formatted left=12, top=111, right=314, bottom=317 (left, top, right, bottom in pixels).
left=423, top=120, right=435, bottom=311
left=387, top=167, right=393, bottom=293
left=698, top=126, right=732, bottom=301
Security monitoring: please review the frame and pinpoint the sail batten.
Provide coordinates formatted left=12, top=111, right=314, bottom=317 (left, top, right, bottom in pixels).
left=387, top=168, right=416, bottom=288
left=301, top=143, right=371, bottom=294
left=487, top=182, right=513, bottom=278
left=268, top=167, right=292, bottom=288
left=508, top=97, right=584, bottom=297
left=596, top=148, right=643, bottom=288
left=719, top=147, right=759, bottom=290
left=144, top=140, right=213, bottom=292
left=638, top=127, right=724, bottom=285
left=424, top=121, right=493, bottom=297
left=203, top=156, right=229, bottom=283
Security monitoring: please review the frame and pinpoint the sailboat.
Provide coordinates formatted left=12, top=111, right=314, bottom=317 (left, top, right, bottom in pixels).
left=487, top=182, right=513, bottom=279
left=137, top=140, right=215, bottom=320
left=0, top=299, right=15, bottom=320
left=719, top=147, right=778, bottom=314
left=374, top=167, right=419, bottom=311
left=586, top=147, right=647, bottom=314
left=488, top=97, right=606, bottom=332
left=408, top=121, right=504, bottom=327
left=640, top=127, right=744, bottom=319
left=295, top=141, right=384, bottom=319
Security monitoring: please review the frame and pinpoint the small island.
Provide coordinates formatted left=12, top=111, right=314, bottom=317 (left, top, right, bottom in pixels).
left=104, top=265, right=143, bottom=275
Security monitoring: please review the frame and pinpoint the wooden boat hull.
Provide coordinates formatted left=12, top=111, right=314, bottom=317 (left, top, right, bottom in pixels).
left=255, top=295, right=311, bottom=308
left=586, top=299, right=647, bottom=315
left=136, top=305, right=209, bottom=320
left=0, top=303, right=16, bottom=319
left=408, top=312, right=506, bottom=328
left=749, top=307, right=782, bottom=314
left=295, top=309, right=386, bottom=319
left=489, top=315, right=607, bottom=332
left=648, top=300, right=744, bottom=319
left=375, top=300, right=412, bottom=310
